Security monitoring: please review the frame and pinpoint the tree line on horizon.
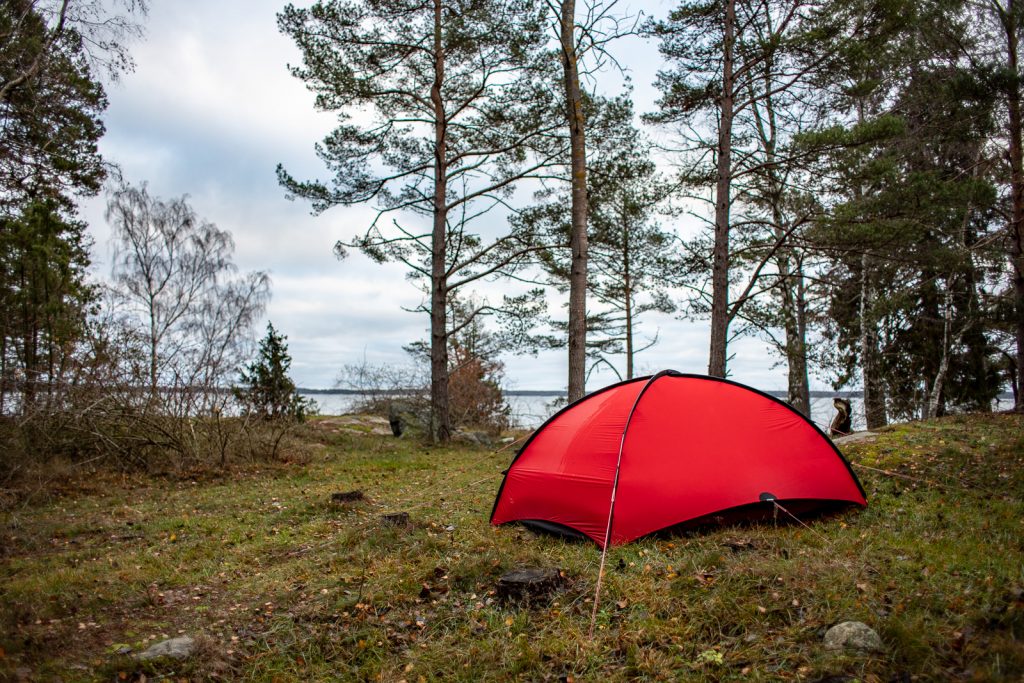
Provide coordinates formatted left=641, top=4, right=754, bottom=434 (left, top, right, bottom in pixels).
left=0, top=0, right=1022, bottom=452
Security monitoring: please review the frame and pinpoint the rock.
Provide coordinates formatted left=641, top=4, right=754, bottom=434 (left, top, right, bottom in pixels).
left=496, top=567, right=563, bottom=603
left=823, top=621, right=883, bottom=653
left=833, top=431, right=879, bottom=445
left=331, top=490, right=365, bottom=504
left=135, top=635, right=197, bottom=661
left=454, top=430, right=493, bottom=446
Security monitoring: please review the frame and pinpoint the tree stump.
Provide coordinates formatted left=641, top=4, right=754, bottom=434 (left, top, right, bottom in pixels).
left=380, top=512, right=411, bottom=527
left=331, top=490, right=365, bottom=504
left=496, top=567, right=563, bottom=603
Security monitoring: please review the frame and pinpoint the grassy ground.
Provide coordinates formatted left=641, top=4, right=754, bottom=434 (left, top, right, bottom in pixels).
left=1, top=412, right=1022, bottom=682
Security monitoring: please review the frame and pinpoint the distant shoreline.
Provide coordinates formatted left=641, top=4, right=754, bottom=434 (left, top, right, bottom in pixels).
left=299, top=388, right=1015, bottom=400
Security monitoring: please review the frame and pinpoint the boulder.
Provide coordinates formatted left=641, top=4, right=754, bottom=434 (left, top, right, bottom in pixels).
left=136, top=635, right=197, bottom=661
left=823, top=621, right=883, bottom=653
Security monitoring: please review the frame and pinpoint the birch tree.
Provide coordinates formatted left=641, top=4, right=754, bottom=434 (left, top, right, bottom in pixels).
left=108, top=183, right=270, bottom=406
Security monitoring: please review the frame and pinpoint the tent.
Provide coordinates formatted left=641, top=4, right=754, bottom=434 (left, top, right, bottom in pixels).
left=491, top=371, right=867, bottom=547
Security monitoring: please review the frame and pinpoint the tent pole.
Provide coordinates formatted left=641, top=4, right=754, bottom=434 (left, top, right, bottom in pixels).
left=588, top=371, right=668, bottom=639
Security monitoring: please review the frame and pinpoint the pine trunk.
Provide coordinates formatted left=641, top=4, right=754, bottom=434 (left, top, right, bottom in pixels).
left=708, top=0, right=735, bottom=378
left=1006, top=0, right=1024, bottom=412
left=561, top=0, right=588, bottom=402
left=623, top=205, right=634, bottom=380
left=430, top=0, right=451, bottom=442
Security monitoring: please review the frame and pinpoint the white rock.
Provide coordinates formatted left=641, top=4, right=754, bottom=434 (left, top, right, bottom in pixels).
left=136, top=636, right=197, bottom=661
left=824, top=621, right=883, bottom=652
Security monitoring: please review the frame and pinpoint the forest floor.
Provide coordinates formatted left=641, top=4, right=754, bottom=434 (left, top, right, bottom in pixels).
left=1, top=412, right=1022, bottom=682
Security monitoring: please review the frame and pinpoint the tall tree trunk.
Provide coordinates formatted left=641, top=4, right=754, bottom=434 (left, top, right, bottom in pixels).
left=708, top=0, right=735, bottom=378
left=430, top=0, right=451, bottom=442
left=1005, top=0, right=1024, bottom=412
left=860, top=253, right=888, bottom=428
left=560, top=0, right=588, bottom=401
left=623, top=204, right=634, bottom=379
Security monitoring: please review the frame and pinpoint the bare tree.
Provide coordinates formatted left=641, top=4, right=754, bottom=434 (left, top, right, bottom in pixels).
left=107, top=183, right=270, bottom=406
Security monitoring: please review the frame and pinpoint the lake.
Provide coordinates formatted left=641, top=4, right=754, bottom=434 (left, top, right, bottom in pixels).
left=299, top=390, right=875, bottom=433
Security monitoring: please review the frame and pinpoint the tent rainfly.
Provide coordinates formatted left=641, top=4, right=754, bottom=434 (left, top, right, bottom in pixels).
left=491, top=371, right=867, bottom=547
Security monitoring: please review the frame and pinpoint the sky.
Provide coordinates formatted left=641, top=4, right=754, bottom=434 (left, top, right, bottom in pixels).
left=78, top=0, right=811, bottom=393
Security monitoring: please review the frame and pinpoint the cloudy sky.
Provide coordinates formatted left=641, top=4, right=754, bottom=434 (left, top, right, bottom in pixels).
left=78, top=0, right=806, bottom=392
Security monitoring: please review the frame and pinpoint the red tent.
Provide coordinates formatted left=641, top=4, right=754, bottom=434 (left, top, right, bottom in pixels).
left=491, top=371, right=866, bottom=547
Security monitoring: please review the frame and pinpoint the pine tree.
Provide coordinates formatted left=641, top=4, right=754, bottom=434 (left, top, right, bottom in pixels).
left=801, top=0, right=999, bottom=422
left=277, top=0, right=559, bottom=442
left=236, top=323, right=310, bottom=421
left=0, top=198, right=95, bottom=412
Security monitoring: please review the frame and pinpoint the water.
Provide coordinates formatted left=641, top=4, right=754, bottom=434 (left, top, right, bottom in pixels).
left=300, top=391, right=870, bottom=433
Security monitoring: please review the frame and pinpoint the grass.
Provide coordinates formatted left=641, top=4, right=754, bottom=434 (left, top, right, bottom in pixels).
left=1, top=412, right=1022, bottom=681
